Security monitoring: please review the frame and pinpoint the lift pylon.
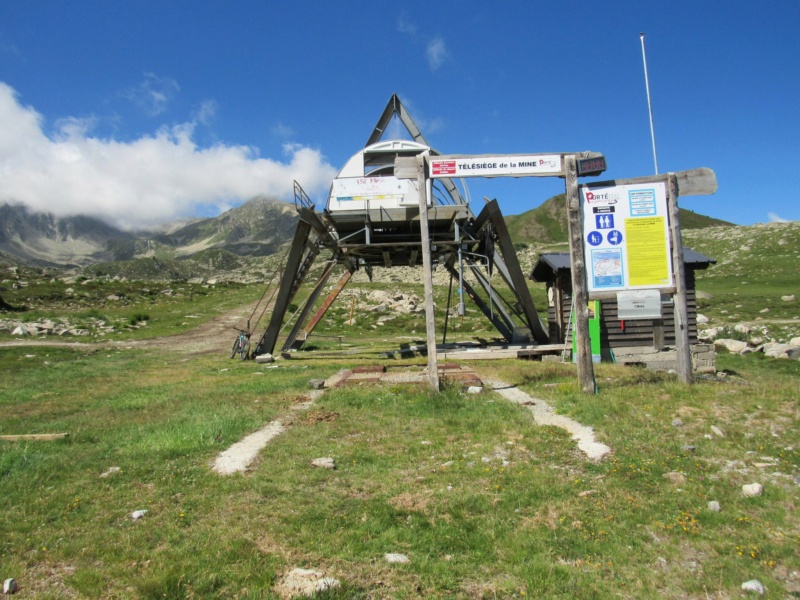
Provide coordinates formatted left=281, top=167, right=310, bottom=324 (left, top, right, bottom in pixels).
left=251, top=95, right=549, bottom=357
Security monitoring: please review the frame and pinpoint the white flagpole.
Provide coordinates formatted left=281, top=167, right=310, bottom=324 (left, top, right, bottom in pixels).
left=640, top=32, right=659, bottom=175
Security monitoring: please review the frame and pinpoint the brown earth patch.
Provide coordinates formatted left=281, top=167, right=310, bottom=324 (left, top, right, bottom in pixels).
left=305, top=410, right=339, bottom=424
left=388, top=492, right=431, bottom=513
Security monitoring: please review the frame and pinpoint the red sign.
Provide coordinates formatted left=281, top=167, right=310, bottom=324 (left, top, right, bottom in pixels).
left=430, top=160, right=456, bottom=176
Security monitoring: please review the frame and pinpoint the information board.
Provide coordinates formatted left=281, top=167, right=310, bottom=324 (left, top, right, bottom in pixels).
left=580, top=180, right=673, bottom=292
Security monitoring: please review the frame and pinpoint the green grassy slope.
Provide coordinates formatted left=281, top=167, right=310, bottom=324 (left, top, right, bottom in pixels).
left=504, top=195, right=734, bottom=246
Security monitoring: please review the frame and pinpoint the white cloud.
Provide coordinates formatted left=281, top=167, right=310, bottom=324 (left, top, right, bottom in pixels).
left=272, top=122, right=295, bottom=138
left=768, top=212, right=789, bottom=223
left=192, top=99, right=217, bottom=126
left=121, top=73, right=180, bottom=117
left=426, top=37, right=448, bottom=71
left=0, top=82, right=338, bottom=230
left=397, top=14, right=418, bottom=35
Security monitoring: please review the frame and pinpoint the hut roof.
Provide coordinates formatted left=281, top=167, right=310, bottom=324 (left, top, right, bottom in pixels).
left=529, top=248, right=715, bottom=282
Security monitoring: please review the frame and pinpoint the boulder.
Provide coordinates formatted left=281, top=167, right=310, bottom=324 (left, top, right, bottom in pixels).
left=781, top=294, right=795, bottom=302
left=663, top=471, right=686, bottom=485
left=385, top=553, right=410, bottom=564
left=311, top=457, right=335, bottom=470
left=762, top=342, right=800, bottom=360
left=741, top=579, right=765, bottom=595
left=714, top=339, right=748, bottom=354
left=742, top=483, right=763, bottom=497
left=699, top=327, right=718, bottom=341
left=696, top=314, right=709, bottom=324
left=274, top=568, right=340, bottom=598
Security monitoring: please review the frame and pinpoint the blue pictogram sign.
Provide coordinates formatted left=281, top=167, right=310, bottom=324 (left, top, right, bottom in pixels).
left=606, top=230, right=623, bottom=245
left=595, top=214, right=614, bottom=230
left=586, top=231, right=603, bottom=246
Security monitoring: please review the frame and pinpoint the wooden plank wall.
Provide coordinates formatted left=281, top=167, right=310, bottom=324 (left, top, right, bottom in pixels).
left=546, top=269, right=700, bottom=347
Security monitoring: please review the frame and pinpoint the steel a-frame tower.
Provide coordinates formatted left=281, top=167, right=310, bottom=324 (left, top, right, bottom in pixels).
left=253, top=94, right=547, bottom=357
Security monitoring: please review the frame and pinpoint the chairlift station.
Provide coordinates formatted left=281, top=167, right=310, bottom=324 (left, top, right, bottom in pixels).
left=253, top=94, right=606, bottom=359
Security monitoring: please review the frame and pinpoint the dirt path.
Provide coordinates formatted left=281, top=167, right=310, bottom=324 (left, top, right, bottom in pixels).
left=0, top=304, right=254, bottom=357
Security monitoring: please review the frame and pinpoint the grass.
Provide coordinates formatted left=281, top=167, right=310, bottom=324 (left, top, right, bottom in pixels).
left=1, top=221, right=799, bottom=597
left=683, top=222, right=800, bottom=342
left=1, top=343, right=798, bottom=598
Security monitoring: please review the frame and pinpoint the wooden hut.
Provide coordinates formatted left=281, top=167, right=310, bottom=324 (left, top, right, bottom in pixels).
left=529, top=249, right=717, bottom=371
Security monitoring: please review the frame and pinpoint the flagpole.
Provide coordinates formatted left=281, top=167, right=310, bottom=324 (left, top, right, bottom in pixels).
left=640, top=32, right=659, bottom=175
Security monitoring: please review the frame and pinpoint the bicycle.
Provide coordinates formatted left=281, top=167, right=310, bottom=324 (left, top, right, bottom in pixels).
left=230, top=329, right=251, bottom=361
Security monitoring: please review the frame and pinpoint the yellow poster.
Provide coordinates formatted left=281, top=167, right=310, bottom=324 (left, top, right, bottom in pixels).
left=624, top=216, right=671, bottom=287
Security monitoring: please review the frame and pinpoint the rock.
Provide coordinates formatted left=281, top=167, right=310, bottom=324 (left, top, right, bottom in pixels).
left=789, top=337, right=800, bottom=348
left=385, top=553, right=410, bottom=564
left=710, top=425, right=725, bottom=438
left=700, top=327, right=719, bottom=341
left=664, top=472, right=686, bottom=485
left=696, top=290, right=713, bottom=300
left=254, top=354, right=274, bottom=364
left=311, top=457, right=335, bottom=470
left=781, top=295, right=795, bottom=302
left=578, top=489, right=598, bottom=497
left=763, top=342, right=800, bottom=360
left=466, top=386, right=483, bottom=394
left=3, top=578, right=18, bottom=595
left=714, top=339, right=748, bottom=354
left=759, top=307, right=770, bottom=313
left=130, top=509, right=148, bottom=520
left=741, top=579, right=765, bottom=595
left=99, top=466, right=121, bottom=478
left=696, top=314, right=709, bottom=324
left=274, top=568, right=340, bottom=598
left=707, top=501, right=721, bottom=512
left=307, top=379, right=325, bottom=390
left=734, top=323, right=750, bottom=334
left=742, top=483, right=763, bottom=497
left=107, top=294, right=120, bottom=301
left=682, top=445, right=697, bottom=452
left=671, top=418, right=684, bottom=427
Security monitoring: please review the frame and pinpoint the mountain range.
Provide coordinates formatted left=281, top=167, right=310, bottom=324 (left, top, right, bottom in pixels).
left=0, top=196, right=299, bottom=268
left=0, top=195, right=733, bottom=270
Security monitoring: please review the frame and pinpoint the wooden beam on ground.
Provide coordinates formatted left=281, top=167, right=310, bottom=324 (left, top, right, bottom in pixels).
left=1, top=433, right=69, bottom=441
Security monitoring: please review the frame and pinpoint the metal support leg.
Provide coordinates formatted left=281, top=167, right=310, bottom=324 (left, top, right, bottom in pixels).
left=255, top=219, right=313, bottom=356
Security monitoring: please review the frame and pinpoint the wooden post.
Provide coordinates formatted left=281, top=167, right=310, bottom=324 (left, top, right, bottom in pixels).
left=668, top=173, right=693, bottom=384
left=417, top=154, right=440, bottom=392
left=565, top=155, right=596, bottom=394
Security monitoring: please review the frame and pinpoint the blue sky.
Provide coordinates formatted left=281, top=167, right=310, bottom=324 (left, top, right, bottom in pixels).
left=1, top=1, right=798, bottom=229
